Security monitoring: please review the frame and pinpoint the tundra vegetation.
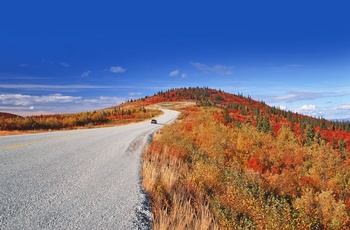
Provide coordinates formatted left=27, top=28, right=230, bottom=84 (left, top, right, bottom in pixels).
left=141, top=87, right=350, bottom=229
left=0, top=107, right=161, bottom=132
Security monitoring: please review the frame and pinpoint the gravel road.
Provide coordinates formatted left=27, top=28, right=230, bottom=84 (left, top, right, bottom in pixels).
left=0, top=109, right=179, bottom=229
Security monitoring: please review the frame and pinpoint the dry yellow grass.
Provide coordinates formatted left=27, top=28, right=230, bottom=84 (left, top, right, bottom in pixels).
left=153, top=194, right=218, bottom=230
left=142, top=127, right=218, bottom=230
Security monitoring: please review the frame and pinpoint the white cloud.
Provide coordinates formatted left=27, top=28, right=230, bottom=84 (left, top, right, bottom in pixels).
left=274, top=94, right=298, bottom=101
left=128, top=92, right=143, bottom=96
left=81, top=70, right=92, bottom=77
left=95, top=96, right=125, bottom=106
left=42, top=60, right=70, bottom=67
left=335, top=104, right=350, bottom=110
left=295, top=104, right=321, bottom=117
left=0, top=74, right=54, bottom=80
left=169, top=69, right=179, bottom=77
left=300, top=104, right=317, bottom=111
left=181, top=73, right=187, bottom=78
left=0, top=93, right=82, bottom=106
left=277, top=105, right=286, bottom=110
left=190, top=61, right=233, bottom=75
left=60, top=62, right=70, bottom=67
left=0, top=93, right=127, bottom=108
left=0, top=93, right=126, bottom=116
left=110, top=66, right=126, bottom=73
left=270, top=91, right=331, bottom=102
left=0, top=84, right=112, bottom=90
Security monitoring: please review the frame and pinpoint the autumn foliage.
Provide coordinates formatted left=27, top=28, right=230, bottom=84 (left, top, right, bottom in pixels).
left=141, top=87, right=350, bottom=152
left=0, top=107, right=161, bottom=132
left=142, top=87, right=350, bottom=229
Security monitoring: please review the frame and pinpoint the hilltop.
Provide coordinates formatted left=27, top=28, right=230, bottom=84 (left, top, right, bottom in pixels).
left=125, top=87, right=350, bottom=151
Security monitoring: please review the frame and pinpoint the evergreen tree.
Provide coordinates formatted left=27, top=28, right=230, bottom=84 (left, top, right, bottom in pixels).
left=305, top=124, right=315, bottom=145
left=257, top=117, right=271, bottom=133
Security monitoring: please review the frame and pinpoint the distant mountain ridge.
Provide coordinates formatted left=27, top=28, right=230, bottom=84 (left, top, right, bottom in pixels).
left=0, top=112, right=21, bottom=118
left=333, top=118, right=350, bottom=122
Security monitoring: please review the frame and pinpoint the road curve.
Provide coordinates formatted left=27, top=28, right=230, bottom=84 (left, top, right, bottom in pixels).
left=0, top=109, right=179, bottom=229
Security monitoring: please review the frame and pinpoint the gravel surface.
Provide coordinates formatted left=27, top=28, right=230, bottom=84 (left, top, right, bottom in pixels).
left=0, top=109, right=179, bottom=229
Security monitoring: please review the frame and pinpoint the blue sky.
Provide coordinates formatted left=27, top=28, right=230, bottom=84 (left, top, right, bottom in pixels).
left=1, top=1, right=349, bottom=119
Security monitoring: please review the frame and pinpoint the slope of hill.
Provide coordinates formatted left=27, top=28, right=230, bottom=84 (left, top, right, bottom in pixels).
left=0, top=106, right=161, bottom=133
left=138, top=87, right=350, bottom=229
left=0, top=112, right=21, bottom=119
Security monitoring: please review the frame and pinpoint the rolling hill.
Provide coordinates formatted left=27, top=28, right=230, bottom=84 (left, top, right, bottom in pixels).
left=134, top=87, right=350, bottom=229
left=126, top=87, right=350, bottom=152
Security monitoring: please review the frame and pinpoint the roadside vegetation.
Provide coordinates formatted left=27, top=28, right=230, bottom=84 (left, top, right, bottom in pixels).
left=142, top=87, right=350, bottom=229
left=0, top=107, right=161, bottom=133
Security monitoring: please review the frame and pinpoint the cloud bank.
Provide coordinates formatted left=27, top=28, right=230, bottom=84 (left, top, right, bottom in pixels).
left=0, top=93, right=126, bottom=116
left=270, top=91, right=335, bottom=103
left=0, top=93, right=82, bottom=106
